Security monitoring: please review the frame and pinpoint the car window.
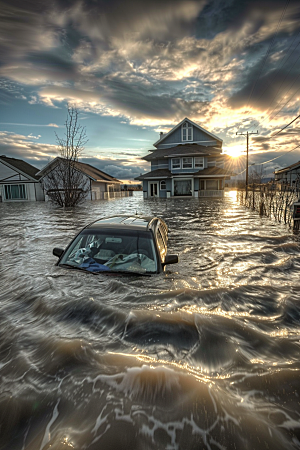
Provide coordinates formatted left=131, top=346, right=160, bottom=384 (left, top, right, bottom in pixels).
left=60, top=230, right=158, bottom=274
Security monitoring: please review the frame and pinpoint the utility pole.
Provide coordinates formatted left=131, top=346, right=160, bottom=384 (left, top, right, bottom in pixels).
left=236, top=130, right=258, bottom=196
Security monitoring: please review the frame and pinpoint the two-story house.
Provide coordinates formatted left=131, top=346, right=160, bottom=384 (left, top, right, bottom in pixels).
left=135, top=118, right=230, bottom=198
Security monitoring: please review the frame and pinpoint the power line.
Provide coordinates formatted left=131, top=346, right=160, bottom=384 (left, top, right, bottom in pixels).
left=257, top=36, right=300, bottom=128
left=267, top=73, right=300, bottom=122
left=271, top=112, right=300, bottom=137
left=258, top=111, right=300, bottom=141
left=246, top=0, right=290, bottom=113
left=229, top=141, right=300, bottom=176
left=260, top=143, right=300, bottom=165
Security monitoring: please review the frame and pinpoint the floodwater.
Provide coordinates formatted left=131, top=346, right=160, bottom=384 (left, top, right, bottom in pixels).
left=1, top=191, right=300, bottom=450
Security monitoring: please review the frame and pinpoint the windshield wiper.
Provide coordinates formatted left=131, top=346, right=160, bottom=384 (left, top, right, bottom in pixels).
left=59, top=263, right=152, bottom=276
left=96, top=269, right=152, bottom=277
left=58, top=263, right=93, bottom=273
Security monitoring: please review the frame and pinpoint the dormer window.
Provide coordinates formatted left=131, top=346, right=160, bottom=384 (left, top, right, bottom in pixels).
left=182, top=122, right=193, bottom=142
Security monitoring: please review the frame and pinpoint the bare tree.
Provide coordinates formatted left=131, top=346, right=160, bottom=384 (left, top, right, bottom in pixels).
left=42, top=106, right=89, bottom=207
left=249, top=165, right=266, bottom=184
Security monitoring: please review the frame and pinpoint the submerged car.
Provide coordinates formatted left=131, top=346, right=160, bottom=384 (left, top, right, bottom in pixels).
left=53, top=215, right=178, bottom=276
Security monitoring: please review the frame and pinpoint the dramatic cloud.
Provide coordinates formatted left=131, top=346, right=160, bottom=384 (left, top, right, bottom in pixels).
left=0, top=131, right=149, bottom=179
left=1, top=0, right=300, bottom=177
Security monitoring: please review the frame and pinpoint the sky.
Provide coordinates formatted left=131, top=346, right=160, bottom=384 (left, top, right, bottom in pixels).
left=1, top=0, right=300, bottom=181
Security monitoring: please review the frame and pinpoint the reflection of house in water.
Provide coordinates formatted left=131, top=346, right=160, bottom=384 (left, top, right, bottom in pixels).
left=37, top=157, right=125, bottom=201
left=0, top=155, right=44, bottom=202
left=135, top=118, right=231, bottom=198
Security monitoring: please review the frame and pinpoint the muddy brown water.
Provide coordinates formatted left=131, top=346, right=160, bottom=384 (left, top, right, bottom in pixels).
left=1, top=191, right=300, bottom=450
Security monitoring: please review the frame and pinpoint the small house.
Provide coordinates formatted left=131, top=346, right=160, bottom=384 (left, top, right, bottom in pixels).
left=275, top=161, right=300, bottom=187
left=0, top=155, right=44, bottom=202
left=37, top=157, right=122, bottom=201
left=135, top=118, right=230, bottom=198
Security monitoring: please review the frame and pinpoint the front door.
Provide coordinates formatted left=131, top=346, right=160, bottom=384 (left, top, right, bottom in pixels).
left=149, top=182, right=159, bottom=197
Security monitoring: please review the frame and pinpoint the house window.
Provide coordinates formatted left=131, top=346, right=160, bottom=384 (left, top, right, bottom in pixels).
left=194, top=157, right=204, bottom=168
left=4, top=184, right=27, bottom=200
left=160, top=180, right=166, bottom=190
left=182, top=122, right=193, bottom=141
left=174, top=179, right=192, bottom=196
left=182, top=157, right=193, bottom=169
left=171, top=158, right=181, bottom=169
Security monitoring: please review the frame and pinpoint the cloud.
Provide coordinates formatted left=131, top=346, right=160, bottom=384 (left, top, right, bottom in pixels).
left=1, top=0, right=300, bottom=168
left=0, top=122, right=61, bottom=127
left=0, top=131, right=149, bottom=180
left=0, top=131, right=58, bottom=162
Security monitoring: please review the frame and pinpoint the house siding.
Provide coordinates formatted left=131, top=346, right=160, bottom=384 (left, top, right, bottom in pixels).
left=43, top=171, right=90, bottom=202
left=151, top=159, right=168, bottom=170
left=0, top=164, right=21, bottom=181
left=0, top=160, right=44, bottom=202
left=157, top=125, right=219, bottom=149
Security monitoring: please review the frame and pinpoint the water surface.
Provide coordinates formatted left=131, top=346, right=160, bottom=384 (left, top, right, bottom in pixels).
left=1, top=192, right=300, bottom=449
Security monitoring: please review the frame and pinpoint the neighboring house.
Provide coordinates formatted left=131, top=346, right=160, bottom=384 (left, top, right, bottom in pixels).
left=0, top=155, right=44, bottom=202
left=275, top=161, right=300, bottom=186
left=37, top=157, right=122, bottom=201
left=135, top=118, right=231, bottom=198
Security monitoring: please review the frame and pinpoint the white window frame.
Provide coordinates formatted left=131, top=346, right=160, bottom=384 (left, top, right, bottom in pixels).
left=181, top=122, right=193, bottom=142
left=4, top=184, right=27, bottom=200
left=194, top=157, right=204, bottom=169
left=171, top=158, right=181, bottom=170
left=182, top=157, right=193, bottom=169
left=172, top=177, right=194, bottom=196
left=160, top=180, right=166, bottom=190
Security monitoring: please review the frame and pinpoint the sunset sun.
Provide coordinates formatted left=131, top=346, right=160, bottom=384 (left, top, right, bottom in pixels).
left=224, top=146, right=244, bottom=158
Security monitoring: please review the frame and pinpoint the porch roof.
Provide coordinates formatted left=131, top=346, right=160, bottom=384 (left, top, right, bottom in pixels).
left=142, top=144, right=222, bottom=161
left=275, top=160, right=300, bottom=174
left=194, top=167, right=232, bottom=177
left=135, top=169, right=171, bottom=180
left=135, top=166, right=232, bottom=180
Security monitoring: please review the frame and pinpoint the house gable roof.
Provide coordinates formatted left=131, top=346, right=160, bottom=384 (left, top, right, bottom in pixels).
left=75, top=160, right=121, bottom=183
left=0, top=155, right=41, bottom=181
left=275, top=161, right=300, bottom=174
left=37, top=157, right=121, bottom=183
left=153, top=118, right=223, bottom=148
left=143, top=144, right=223, bottom=161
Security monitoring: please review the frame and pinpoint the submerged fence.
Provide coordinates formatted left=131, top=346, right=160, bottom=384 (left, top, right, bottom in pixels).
left=237, top=184, right=300, bottom=230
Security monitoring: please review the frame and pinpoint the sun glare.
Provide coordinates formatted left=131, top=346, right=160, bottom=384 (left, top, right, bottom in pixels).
left=224, top=146, right=244, bottom=158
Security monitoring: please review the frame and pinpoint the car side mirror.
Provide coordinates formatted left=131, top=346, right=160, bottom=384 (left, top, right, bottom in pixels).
left=53, top=247, right=64, bottom=258
left=163, top=254, right=178, bottom=265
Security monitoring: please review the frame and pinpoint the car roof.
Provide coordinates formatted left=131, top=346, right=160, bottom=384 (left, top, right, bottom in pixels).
left=85, top=215, right=164, bottom=232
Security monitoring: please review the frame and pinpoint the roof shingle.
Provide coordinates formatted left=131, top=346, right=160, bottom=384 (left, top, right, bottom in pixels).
left=0, top=155, right=41, bottom=180
left=143, top=144, right=223, bottom=161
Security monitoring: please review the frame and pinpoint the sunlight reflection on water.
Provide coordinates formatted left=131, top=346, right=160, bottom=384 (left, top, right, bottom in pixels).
left=1, top=191, right=300, bottom=449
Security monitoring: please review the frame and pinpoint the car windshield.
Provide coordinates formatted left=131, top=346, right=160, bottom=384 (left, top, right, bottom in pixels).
left=59, top=229, right=158, bottom=275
